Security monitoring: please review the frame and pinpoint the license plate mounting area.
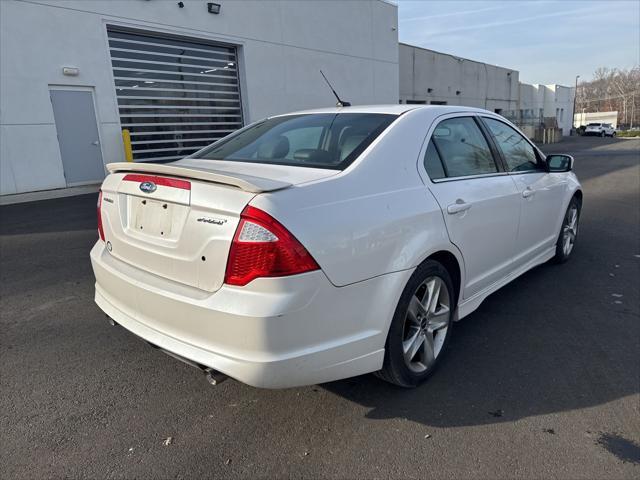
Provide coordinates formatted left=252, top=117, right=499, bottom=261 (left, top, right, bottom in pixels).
left=133, top=198, right=174, bottom=238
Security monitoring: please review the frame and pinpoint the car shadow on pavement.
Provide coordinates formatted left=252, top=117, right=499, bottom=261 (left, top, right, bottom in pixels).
left=321, top=257, right=639, bottom=428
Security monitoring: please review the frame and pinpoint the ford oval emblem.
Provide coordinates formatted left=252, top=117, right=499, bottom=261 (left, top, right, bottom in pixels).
left=139, top=181, right=157, bottom=194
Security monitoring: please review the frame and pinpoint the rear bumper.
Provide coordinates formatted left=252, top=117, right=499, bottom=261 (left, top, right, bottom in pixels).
left=90, top=242, right=409, bottom=388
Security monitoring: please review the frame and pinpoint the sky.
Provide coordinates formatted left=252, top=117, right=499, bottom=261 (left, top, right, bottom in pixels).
left=398, top=0, right=640, bottom=85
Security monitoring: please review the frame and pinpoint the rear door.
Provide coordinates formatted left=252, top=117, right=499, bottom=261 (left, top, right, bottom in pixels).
left=50, top=89, right=105, bottom=185
left=421, top=115, right=520, bottom=299
left=480, top=116, right=566, bottom=267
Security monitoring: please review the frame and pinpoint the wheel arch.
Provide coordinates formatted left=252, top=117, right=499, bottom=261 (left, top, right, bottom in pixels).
left=376, top=249, right=462, bottom=386
left=425, top=250, right=462, bottom=308
left=552, top=185, right=583, bottom=245
left=573, top=188, right=583, bottom=206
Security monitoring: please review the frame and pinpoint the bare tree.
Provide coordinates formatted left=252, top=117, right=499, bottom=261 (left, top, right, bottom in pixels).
left=576, top=66, right=640, bottom=128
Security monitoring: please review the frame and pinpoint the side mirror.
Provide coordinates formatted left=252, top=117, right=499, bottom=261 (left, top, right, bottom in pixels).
left=546, top=154, right=574, bottom=172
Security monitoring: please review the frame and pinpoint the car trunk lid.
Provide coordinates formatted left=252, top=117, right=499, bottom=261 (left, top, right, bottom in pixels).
left=100, top=161, right=336, bottom=293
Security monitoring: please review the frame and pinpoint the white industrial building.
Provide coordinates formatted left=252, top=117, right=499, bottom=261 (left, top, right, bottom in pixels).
left=399, top=43, right=519, bottom=113
left=574, top=111, right=618, bottom=128
left=0, top=0, right=399, bottom=198
left=517, top=83, right=574, bottom=137
left=1, top=0, right=579, bottom=200
left=535, top=84, right=574, bottom=136
left=399, top=43, right=575, bottom=138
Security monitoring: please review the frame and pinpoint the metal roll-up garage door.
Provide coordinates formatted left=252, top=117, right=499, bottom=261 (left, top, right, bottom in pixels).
left=106, top=27, right=243, bottom=162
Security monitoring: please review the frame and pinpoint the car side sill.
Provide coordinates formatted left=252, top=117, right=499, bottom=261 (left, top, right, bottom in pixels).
left=457, top=246, right=556, bottom=320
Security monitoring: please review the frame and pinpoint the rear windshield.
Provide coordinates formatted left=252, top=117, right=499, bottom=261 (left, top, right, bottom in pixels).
left=587, top=123, right=602, bottom=126
left=192, top=113, right=397, bottom=169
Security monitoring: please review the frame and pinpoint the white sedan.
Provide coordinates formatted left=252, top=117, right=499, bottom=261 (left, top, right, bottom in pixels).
left=91, top=105, right=582, bottom=388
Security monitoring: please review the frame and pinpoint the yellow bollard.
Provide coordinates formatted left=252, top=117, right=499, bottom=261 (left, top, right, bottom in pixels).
left=122, top=129, right=134, bottom=162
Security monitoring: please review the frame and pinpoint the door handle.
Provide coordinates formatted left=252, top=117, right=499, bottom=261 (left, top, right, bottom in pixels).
left=522, top=187, right=536, bottom=198
left=447, top=200, right=472, bottom=214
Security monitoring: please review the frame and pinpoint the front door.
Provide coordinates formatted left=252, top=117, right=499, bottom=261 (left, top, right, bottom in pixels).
left=423, top=115, right=520, bottom=299
left=50, top=89, right=105, bottom=186
left=480, top=116, right=566, bottom=266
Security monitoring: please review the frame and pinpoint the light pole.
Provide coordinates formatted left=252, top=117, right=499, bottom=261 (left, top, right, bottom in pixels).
left=572, top=75, right=580, bottom=132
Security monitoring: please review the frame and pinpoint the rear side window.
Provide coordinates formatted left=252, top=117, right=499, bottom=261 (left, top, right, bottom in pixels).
left=423, top=139, right=446, bottom=180
left=193, top=113, right=397, bottom=169
left=483, top=118, right=540, bottom=172
left=430, top=117, right=497, bottom=178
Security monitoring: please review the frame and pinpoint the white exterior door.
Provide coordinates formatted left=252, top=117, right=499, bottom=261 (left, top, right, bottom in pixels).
left=422, top=116, right=520, bottom=299
left=480, top=116, right=566, bottom=267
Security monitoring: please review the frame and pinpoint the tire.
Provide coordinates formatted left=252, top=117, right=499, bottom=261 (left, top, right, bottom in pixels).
left=376, top=260, right=455, bottom=387
left=612, top=132, right=616, bottom=137
left=553, top=196, right=581, bottom=263
left=600, top=131, right=605, bottom=137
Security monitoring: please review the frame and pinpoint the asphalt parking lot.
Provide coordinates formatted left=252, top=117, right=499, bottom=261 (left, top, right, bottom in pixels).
left=1, top=136, right=639, bottom=479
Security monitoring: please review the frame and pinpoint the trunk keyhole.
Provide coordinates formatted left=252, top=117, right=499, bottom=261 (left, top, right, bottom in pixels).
left=201, top=256, right=206, bottom=262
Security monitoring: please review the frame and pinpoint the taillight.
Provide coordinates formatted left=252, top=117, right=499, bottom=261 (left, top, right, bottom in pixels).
left=224, top=206, right=319, bottom=286
left=97, top=190, right=105, bottom=241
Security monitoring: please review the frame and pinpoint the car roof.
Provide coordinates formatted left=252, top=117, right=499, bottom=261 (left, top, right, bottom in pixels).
left=274, top=104, right=492, bottom=116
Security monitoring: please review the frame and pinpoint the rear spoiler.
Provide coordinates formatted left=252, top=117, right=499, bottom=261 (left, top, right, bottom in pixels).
left=106, top=162, right=292, bottom=193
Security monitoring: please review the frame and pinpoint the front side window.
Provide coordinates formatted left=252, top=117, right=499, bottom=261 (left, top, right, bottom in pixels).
left=193, top=113, right=397, bottom=169
left=483, top=118, right=540, bottom=172
left=430, top=117, right=498, bottom=178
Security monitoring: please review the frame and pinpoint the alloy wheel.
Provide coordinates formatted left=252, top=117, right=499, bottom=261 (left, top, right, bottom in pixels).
left=562, top=205, right=578, bottom=256
left=402, top=276, right=450, bottom=373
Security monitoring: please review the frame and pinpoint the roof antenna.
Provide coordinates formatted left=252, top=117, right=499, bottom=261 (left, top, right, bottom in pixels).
left=320, top=70, right=351, bottom=107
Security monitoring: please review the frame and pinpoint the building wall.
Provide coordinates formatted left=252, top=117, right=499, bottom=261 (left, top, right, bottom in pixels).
left=0, top=0, right=399, bottom=195
left=516, top=83, right=575, bottom=136
left=398, top=43, right=575, bottom=138
left=540, top=84, right=574, bottom=136
left=517, top=83, right=544, bottom=120
left=399, top=43, right=519, bottom=112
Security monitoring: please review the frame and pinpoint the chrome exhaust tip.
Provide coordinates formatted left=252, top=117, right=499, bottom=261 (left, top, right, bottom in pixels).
left=204, top=368, right=228, bottom=386
left=107, top=316, right=118, bottom=326
left=149, top=343, right=229, bottom=385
